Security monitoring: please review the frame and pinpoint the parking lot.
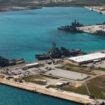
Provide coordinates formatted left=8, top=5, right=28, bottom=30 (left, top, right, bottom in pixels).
left=45, top=69, right=89, bottom=80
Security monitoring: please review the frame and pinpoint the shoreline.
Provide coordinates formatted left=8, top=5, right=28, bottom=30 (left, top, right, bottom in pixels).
left=0, top=5, right=103, bottom=13
left=0, top=6, right=42, bottom=12
left=0, top=78, right=95, bottom=104
left=77, top=24, right=105, bottom=35
left=85, top=6, right=105, bottom=15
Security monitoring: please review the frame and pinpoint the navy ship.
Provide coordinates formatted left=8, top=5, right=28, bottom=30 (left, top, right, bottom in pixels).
left=35, top=42, right=85, bottom=60
left=58, top=20, right=83, bottom=33
left=0, top=56, right=25, bottom=67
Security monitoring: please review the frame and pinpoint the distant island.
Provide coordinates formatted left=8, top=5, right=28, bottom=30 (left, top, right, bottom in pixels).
left=1, top=0, right=105, bottom=12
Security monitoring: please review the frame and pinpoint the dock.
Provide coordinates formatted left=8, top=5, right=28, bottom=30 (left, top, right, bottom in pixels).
left=77, top=25, right=105, bottom=34
left=0, top=78, right=95, bottom=104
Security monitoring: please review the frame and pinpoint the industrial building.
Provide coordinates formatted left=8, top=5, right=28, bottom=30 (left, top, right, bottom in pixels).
left=68, top=52, right=105, bottom=65
left=23, top=62, right=43, bottom=70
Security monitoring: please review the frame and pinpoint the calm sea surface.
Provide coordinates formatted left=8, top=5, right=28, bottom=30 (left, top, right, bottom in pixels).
left=0, top=7, right=104, bottom=105
left=0, top=7, right=105, bottom=61
left=0, top=84, right=80, bottom=105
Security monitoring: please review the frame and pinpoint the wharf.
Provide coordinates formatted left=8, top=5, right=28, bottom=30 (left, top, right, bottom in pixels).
left=77, top=25, right=105, bottom=34
left=0, top=79, right=95, bottom=104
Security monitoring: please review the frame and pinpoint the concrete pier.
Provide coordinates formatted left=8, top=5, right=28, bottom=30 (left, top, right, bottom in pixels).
left=0, top=79, right=95, bottom=104
left=77, top=25, right=105, bottom=34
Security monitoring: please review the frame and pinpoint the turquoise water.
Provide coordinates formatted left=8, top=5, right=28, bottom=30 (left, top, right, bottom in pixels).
left=0, top=7, right=104, bottom=105
left=0, top=7, right=105, bottom=61
left=0, top=84, right=80, bottom=105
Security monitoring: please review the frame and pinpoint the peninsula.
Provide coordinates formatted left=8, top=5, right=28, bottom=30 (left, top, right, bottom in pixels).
left=58, top=20, right=105, bottom=35
left=77, top=24, right=105, bottom=35
left=0, top=44, right=105, bottom=104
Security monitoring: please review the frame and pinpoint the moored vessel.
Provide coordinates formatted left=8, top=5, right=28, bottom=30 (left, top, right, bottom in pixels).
left=58, top=20, right=83, bottom=33
left=35, top=42, right=85, bottom=60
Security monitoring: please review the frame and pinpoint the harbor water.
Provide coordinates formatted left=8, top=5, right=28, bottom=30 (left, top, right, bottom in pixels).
left=0, top=7, right=105, bottom=61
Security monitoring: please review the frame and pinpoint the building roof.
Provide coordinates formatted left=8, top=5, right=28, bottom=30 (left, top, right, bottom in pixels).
left=25, top=62, right=39, bottom=67
left=69, top=52, right=105, bottom=63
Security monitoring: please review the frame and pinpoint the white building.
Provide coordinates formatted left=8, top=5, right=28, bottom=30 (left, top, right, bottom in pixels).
left=68, top=52, right=105, bottom=65
left=23, top=62, right=40, bottom=70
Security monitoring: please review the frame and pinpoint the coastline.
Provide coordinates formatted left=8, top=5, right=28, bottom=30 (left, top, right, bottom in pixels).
left=0, top=6, right=104, bottom=105
left=85, top=6, right=105, bottom=15
left=0, top=78, right=95, bottom=104
left=0, top=3, right=104, bottom=13
left=0, top=6, right=42, bottom=12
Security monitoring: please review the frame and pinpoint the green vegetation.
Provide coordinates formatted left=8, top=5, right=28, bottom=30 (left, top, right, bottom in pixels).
left=0, top=0, right=105, bottom=9
left=46, top=85, right=58, bottom=89
left=61, top=76, right=105, bottom=99
left=0, top=75, right=4, bottom=78
left=96, top=67, right=105, bottom=71
left=23, top=75, right=43, bottom=81
left=41, top=74, right=59, bottom=79
left=23, top=75, right=46, bottom=85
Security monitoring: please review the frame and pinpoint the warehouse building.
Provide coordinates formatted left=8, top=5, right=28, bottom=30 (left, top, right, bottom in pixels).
left=68, top=52, right=105, bottom=65
left=23, top=62, right=43, bottom=70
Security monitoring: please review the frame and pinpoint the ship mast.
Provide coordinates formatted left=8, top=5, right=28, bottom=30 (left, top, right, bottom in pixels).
left=48, top=42, right=56, bottom=61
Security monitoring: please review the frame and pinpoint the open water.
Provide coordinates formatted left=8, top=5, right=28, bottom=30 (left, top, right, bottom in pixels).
left=0, top=7, right=105, bottom=61
left=0, top=84, right=80, bottom=105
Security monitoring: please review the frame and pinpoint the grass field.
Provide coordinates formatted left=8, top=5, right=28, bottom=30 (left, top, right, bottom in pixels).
left=61, top=75, right=105, bottom=99
left=23, top=75, right=45, bottom=84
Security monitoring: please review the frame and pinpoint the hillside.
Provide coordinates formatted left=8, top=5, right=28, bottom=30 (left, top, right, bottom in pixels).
left=0, top=0, right=105, bottom=11
left=70, top=0, right=105, bottom=6
left=0, top=0, right=105, bottom=6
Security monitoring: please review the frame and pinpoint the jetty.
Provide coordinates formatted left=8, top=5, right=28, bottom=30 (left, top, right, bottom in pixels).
left=57, top=20, right=83, bottom=33
left=57, top=19, right=105, bottom=35
left=0, top=78, right=95, bottom=104
left=77, top=24, right=105, bottom=35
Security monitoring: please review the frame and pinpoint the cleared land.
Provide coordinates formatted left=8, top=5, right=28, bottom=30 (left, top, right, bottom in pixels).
left=59, top=63, right=95, bottom=75
left=78, top=25, right=105, bottom=34
left=46, top=69, right=89, bottom=80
